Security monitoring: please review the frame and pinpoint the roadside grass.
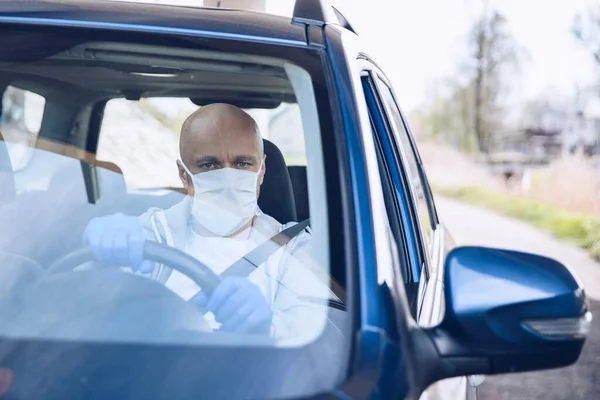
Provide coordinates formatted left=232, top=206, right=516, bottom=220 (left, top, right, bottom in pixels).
left=526, top=156, right=600, bottom=215
left=434, top=185, right=600, bottom=262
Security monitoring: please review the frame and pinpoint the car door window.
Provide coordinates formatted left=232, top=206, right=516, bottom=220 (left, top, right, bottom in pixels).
left=360, top=71, right=425, bottom=316
left=374, top=78, right=436, bottom=248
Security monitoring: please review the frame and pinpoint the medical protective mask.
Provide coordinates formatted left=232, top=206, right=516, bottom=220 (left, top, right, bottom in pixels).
left=181, top=161, right=262, bottom=237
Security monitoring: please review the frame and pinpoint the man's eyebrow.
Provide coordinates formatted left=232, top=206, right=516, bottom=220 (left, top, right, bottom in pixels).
left=234, top=155, right=258, bottom=163
left=194, top=156, right=220, bottom=166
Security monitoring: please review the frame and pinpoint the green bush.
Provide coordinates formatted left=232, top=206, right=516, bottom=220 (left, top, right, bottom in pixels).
left=435, top=186, right=600, bottom=262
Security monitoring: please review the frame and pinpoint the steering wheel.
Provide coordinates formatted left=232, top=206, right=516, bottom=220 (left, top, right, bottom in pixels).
left=0, top=241, right=227, bottom=344
left=47, top=241, right=222, bottom=295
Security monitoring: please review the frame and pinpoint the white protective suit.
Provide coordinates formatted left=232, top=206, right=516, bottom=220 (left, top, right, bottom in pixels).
left=138, top=197, right=336, bottom=345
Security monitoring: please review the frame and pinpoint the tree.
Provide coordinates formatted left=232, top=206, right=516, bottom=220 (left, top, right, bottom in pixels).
left=468, top=5, right=520, bottom=153
left=410, top=5, right=519, bottom=154
left=573, top=6, right=600, bottom=65
left=409, top=78, right=478, bottom=153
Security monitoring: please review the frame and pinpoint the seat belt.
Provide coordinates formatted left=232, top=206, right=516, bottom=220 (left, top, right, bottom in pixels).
left=220, top=218, right=310, bottom=279
left=189, top=218, right=346, bottom=309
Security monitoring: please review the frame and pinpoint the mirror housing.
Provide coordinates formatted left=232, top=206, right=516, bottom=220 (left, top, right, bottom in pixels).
left=418, top=246, right=591, bottom=388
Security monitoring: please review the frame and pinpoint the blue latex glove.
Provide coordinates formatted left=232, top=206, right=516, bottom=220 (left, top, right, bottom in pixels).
left=193, top=277, right=273, bottom=335
left=83, top=213, right=154, bottom=273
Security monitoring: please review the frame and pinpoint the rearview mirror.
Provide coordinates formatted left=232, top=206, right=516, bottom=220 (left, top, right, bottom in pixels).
left=417, top=246, right=591, bottom=389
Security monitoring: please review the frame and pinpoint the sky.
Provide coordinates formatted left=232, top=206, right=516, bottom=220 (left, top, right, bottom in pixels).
left=348, top=0, right=598, bottom=113
left=267, top=0, right=599, bottom=113
left=109, top=0, right=599, bottom=113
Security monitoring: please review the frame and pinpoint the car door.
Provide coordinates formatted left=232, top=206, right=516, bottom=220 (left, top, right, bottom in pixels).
left=358, top=59, right=475, bottom=400
left=370, top=72, right=442, bottom=326
left=358, top=65, right=426, bottom=319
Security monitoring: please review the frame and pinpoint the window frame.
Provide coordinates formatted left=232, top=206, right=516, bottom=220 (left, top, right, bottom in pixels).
left=372, top=75, right=438, bottom=246
left=0, top=21, right=357, bottom=398
left=361, top=72, right=426, bottom=317
left=359, top=70, right=421, bottom=282
left=358, top=60, right=430, bottom=276
left=377, top=79, right=439, bottom=229
left=361, top=69, right=419, bottom=283
left=363, top=62, right=447, bottom=323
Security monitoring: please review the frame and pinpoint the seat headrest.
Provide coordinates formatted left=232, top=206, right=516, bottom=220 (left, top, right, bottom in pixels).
left=287, top=166, right=309, bottom=222
left=258, top=139, right=297, bottom=223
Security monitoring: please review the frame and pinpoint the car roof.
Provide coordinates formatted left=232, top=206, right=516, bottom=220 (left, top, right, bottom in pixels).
left=0, top=0, right=307, bottom=46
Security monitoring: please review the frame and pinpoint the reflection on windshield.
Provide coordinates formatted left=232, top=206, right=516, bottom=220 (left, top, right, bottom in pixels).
left=0, top=143, right=184, bottom=262
left=0, top=27, right=347, bottom=398
left=0, top=86, right=45, bottom=172
left=0, top=142, right=338, bottom=349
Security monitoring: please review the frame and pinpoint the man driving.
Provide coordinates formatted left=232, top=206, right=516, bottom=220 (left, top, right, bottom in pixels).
left=83, top=103, right=333, bottom=341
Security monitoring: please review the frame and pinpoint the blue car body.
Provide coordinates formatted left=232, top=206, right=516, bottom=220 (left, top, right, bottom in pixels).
left=0, top=1, right=589, bottom=399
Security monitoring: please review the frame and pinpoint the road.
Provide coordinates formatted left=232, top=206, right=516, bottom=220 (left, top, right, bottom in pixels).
left=436, top=197, right=600, bottom=400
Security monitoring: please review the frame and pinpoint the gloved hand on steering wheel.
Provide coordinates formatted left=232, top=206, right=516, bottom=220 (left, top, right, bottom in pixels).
left=83, top=213, right=154, bottom=273
left=192, top=277, right=273, bottom=335
left=84, top=214, right=273, bottom=335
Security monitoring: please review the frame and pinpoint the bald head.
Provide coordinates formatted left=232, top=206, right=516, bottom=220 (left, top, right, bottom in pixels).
left=180, top=103, right=263, bottom=159
left=176, top=103, right=266, bottom=195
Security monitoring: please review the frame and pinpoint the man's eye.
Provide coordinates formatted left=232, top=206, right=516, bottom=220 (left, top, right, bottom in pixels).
left=201, top=163, right=216, bottom=170
left=235, top=162, right=250, bottom=168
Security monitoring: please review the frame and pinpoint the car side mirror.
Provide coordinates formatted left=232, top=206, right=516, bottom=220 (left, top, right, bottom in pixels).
left=416, top=246, right=591, bottom=390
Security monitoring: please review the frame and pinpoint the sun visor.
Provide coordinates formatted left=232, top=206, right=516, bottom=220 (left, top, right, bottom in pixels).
left=190, top=92, right=294, bottom=109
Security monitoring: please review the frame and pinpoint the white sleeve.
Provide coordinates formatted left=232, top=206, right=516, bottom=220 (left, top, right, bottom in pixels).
left=269, top=230, right=337, bottom=344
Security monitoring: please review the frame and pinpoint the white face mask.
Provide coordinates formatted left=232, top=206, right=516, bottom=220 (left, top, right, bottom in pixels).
left=180, top=160, right=262, bottom=237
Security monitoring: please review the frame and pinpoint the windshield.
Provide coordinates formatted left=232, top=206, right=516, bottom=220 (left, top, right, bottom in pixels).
left=0, top=25, right=347, bottom=399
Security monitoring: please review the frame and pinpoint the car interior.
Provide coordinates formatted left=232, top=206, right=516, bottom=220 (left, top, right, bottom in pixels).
left=0, top=37, right=310, bottom=260
left=0, top=31, right=347, bottom=346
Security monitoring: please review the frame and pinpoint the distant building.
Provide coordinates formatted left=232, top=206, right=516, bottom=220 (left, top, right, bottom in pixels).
left=499, top=91, right=600, bottom=158
left=494, top=127, right=559, bottom=159
left=562, top=107, right=600, bottom=156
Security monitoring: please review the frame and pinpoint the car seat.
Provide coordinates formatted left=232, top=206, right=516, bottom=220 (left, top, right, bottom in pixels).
left=258, top=139, right=298, bottom=223
left=287, top=165, right=309, bottom=222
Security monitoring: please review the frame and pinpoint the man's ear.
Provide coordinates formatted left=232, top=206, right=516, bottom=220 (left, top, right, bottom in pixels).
left=176, top=160, right=191, bottom=190
left=259, top=155, right=266, bottom=185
